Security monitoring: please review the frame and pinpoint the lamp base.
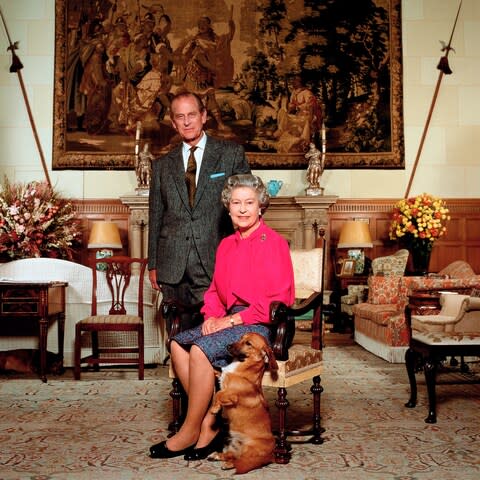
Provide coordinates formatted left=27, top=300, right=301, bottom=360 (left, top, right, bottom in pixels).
left=96, top=249, right=113, bottom=271
left=348, top=249, right=365, bottom=274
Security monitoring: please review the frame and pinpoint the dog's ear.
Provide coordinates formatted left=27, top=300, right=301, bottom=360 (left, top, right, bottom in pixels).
left=263, top=346, right=278, bottom=373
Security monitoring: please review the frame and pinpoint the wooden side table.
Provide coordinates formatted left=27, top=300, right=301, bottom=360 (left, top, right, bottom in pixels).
left=332, top=274, right=368, bottom=333
left=0, top=280, right=67, bottom=382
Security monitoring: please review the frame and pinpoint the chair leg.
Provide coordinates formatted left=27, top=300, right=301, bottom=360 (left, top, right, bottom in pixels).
left=310, top=375, right=324, bottom=444
left=74, top=325, right=81, bottom=380
left=168, top=378, right=183, bottom=434
left=92, top=331, right=99, bottom=371
left=274, top=387, right=291, bottom=464
left=138, top=325, right=144, bottom=380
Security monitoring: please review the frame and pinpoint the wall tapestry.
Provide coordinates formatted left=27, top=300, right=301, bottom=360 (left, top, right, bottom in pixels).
left=53, top=0, right=404, bottom=170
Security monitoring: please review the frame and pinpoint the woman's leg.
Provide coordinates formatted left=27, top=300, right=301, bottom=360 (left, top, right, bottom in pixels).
left=166, top=344, right=216, bottom=451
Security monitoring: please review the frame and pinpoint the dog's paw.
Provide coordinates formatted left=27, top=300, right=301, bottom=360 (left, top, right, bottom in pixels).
left=210, top=405, right=221, bottom=415
left=221, top=462, right=235, bottom=471
left=207, top=451, right=222, bottom=462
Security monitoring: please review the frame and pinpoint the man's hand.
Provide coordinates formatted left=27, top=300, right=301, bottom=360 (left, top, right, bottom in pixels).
left=148, top=269, right=161, bottom=291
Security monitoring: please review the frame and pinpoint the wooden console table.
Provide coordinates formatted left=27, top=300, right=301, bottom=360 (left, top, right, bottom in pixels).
left=0, top=281, right=67, bottom=382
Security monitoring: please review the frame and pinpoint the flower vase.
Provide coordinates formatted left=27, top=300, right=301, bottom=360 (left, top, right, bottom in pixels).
left=410, top=249, right=431, bottom=276
left=408, top=240, right=433, bottom=276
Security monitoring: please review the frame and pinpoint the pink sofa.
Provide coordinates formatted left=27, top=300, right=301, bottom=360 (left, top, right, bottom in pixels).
left=352, top=261, right=480, bottom=362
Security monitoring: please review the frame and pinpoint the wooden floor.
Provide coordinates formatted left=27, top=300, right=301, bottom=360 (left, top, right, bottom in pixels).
left=295, top=321, right=355, bottom=347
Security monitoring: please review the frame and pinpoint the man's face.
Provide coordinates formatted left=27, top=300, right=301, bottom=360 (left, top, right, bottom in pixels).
left=170, top=96, right=207, bottom=146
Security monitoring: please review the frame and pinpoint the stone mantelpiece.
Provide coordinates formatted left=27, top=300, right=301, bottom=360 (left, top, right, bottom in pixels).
left=120, top=193, right=337, bottom=259
left=120, top=193, right=149, bottom=259
left=264, top=196, right=338, bottom=249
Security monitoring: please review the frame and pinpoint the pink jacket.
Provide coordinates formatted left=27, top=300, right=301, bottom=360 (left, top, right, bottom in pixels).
left=201, top=219, right=295, bottom=325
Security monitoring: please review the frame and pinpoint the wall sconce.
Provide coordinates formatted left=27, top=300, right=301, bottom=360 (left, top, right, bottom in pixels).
left=88, top=221, right=122, bottom=270
left=337, top=220, right=373, bottom=275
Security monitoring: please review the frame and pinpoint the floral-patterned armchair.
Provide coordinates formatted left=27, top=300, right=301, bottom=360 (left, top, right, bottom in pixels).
left=352, top=260, right=480, bottom=362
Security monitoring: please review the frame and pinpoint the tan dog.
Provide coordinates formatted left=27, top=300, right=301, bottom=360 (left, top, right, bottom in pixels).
left=0, top=349, right=64, bottom=375
left=210, top=332, right=278, bottom=474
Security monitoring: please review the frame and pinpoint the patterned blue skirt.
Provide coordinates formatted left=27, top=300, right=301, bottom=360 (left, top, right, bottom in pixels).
left=172, top=323, right=272, bottom=369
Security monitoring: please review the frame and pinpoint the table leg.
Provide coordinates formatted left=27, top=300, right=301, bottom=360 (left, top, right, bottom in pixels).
left=404, top=347, right=418, bottom=408
left=39, top=317, right=48, bottom=382
left=57, top=312, right=65, bottom=368
left=423, top=357, right=438, bottom=424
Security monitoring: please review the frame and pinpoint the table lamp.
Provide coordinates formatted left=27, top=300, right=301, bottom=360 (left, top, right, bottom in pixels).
left=88, top=221, right=122, bottom=270
left=337, top=220, right=373, bottom=274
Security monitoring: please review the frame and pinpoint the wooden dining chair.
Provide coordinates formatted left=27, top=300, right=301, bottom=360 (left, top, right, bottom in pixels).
left=74, top=256, right=147, bottom=380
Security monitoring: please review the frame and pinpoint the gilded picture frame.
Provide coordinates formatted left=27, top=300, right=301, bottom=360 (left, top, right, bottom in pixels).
left=52, top=0, right=403, bottom=170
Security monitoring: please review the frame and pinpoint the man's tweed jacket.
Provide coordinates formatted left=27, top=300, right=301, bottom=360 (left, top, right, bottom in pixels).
left=148, top=135, right=250, bottom=284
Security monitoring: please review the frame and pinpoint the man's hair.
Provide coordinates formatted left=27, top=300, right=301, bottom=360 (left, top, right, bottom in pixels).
left=170, top=91, right=205, bottom=113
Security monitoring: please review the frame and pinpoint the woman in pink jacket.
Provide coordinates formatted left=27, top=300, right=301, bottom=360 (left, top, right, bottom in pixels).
left=150, top=174, right=295, bottom=460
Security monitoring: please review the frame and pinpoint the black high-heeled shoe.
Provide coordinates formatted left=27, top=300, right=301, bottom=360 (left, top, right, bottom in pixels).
left=149, top=440, right=193, bottom=459
left=183, top=431, right=225, bottom=461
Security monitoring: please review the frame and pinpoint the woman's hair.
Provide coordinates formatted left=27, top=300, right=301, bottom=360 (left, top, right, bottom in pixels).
left=221, top=174, right=270, bottom=212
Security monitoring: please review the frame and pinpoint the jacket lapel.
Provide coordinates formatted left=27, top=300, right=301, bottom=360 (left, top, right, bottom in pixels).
left=170, top=146, right=190, bottom=209
left=195, top=138, right=221, bottom=206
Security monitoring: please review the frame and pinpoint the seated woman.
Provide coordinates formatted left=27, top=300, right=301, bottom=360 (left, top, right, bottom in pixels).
left=150, top=174, right=295, bottom=460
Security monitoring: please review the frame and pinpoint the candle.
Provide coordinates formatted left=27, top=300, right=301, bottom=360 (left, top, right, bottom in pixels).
left=135, top=121, right=141, bottom=141
left=321, top=122, right=326, bottom=153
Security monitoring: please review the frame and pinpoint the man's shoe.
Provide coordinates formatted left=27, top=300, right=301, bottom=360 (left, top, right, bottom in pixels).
left=149, top=440, right=192, bottom=459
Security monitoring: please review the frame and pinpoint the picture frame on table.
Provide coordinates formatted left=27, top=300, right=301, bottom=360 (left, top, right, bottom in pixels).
left=340, top=259, right=356, bottom=277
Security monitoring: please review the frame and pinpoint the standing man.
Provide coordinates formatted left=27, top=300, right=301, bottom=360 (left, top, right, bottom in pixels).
left=148, top=91, right=250, bottom=328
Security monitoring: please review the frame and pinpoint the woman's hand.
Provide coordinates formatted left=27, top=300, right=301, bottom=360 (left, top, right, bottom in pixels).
left=202, top=316, right=230, bottom=335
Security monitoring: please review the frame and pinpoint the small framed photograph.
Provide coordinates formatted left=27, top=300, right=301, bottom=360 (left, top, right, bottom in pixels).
left=340, top=259, right=356, bottom=276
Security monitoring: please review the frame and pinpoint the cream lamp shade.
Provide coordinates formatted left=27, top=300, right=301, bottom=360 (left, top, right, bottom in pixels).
left=337, top=221, right=373, bottom=248
left=88, top=222, right=122, bottom=249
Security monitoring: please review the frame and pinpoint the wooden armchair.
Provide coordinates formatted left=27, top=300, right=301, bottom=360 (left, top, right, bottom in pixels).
left=163, top=232, right=326, bottom=464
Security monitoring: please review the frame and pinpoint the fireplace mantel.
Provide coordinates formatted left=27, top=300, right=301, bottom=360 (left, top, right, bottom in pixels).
left=120, top=193, right=338, bottom=259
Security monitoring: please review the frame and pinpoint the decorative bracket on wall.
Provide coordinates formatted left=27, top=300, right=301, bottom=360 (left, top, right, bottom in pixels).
left=404, top=0, right=463, bottom=198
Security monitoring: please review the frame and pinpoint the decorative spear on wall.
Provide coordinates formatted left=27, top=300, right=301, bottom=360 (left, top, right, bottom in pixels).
left=404, top=0, right=462, bottom=198
left=0, top=5, right=52, bottom=187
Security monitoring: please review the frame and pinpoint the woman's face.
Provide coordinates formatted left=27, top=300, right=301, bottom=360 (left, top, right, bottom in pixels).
left=229, top=186, right=261, bottom=237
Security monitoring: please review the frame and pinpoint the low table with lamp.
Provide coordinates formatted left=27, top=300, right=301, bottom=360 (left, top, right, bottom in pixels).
left=332, top=220, right=373, bottom=333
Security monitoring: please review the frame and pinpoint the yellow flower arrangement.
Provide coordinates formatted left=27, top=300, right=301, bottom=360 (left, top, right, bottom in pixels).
left=389, top=193, right=450, bottom=243
left=389, top=193, right=450, bottom=273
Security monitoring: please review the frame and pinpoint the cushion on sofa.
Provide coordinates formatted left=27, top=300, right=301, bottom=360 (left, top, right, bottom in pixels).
left=371, top=249, right=409, bottom=276
left=367, top=276, right=402, bottom=304
left=438, top=260, right=475, bottom=279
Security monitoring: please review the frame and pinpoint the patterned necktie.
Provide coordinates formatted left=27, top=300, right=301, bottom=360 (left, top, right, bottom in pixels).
left=185, top=146, right=197, bottom=208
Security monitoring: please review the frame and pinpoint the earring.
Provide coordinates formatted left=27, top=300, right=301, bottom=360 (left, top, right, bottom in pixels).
left=259, top=210, right=262, bottom=216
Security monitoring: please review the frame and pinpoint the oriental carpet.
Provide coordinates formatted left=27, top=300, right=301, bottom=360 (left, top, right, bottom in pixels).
left=0, top=344, right=479, bottom=479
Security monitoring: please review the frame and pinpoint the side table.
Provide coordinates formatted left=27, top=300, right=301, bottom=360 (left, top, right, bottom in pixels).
left=0, top=280, right=67, bottom=382
left=332, top=274, right=368, bottom=333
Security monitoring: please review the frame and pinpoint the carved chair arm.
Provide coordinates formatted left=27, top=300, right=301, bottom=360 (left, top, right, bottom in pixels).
left=162, top=299, right=203, bottom=351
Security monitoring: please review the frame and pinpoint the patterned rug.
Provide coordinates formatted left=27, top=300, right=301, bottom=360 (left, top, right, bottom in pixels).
left=1, top=345, right=479, bottom=480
